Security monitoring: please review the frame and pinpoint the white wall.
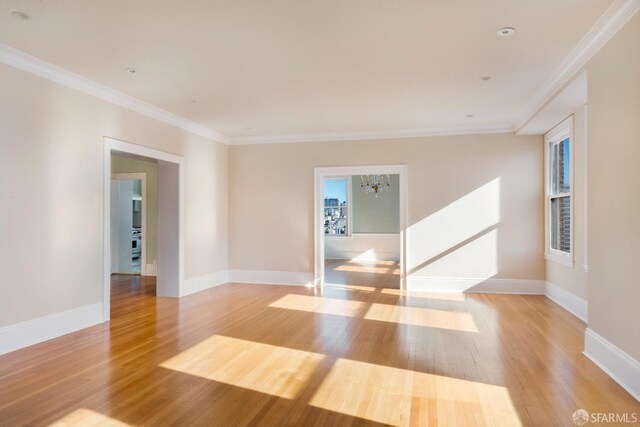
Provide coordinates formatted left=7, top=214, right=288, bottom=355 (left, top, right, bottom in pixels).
left=352, top=174, right=400, bottom=233
left=0, top=62, right=228, bottom=328
left=229, top=133, right=545, bottom=287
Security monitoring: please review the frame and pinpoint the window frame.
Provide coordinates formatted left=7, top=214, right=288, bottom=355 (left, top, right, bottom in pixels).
left=544, top=116, right=574, bottom=267
left=323, top=176, right=353, bottom=238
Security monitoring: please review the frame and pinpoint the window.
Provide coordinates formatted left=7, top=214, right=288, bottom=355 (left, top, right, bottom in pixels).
left=323, top=177, right=351, bottom=236
left=545, top=116, right=573, bottom=265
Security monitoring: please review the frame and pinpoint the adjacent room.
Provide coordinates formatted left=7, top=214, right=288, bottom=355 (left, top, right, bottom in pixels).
left=1, top=1, right=639, bottom=425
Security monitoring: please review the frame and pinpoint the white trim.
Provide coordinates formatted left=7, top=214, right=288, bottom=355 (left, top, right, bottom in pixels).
left=544, top=251, right=574, bottom=267
left=544, top=116, right=575, bottom=267
left=0, top=44, right=228, bottom=144
left=182, top=271, right=229, bottom=296
left=406, top=277, right=546, bottom=294
left=584, top=328, right=640, bottom=402
left=111, top=172, right=147, bottom=275
left=514, top=0, right=640, bottom=132
left=104, top=137, right=185, bottom=321
left=228, top=270, right=314, bottom=286
left=315, top=165, right=408, bottom=289
left=0, top=303, right=103, bottom=356
left=544, top=281, right=588, bottom=322
left=231, top=124, right=513, bottom=145
left=583, top=105, right=589, bottom=274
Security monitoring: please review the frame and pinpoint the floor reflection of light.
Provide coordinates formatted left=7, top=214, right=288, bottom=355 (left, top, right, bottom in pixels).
left=364, top=304, right=479, bottom=332
left=323, top=283, right=378, bottom=292
left=269, top=294, right=367, bottom=317
left=160, top=335, right=324, bottom=399
left=309, top=358, right=521, bottom=426
left=49, top=408, right=130, bottom=426
left=381, top=288, right=467, bottom=302
left=335, top=265, right=399, bottom=274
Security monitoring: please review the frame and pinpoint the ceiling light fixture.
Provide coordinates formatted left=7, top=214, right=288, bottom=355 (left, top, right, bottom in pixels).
left=497, top=27, right=515, bottom=36
left=465, top=114, right=474, bottom=118
left=11, top=11, right=31, bottom=21
left=360, top=175, right=390, bottom=197
left=480, top=76, right=492, bottom=81
left=124, top=67, right=137, bottom=74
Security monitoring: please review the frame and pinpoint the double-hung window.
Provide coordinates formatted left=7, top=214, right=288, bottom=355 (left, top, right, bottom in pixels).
left=323, top=177, right=352, bottom=236
left=545, top=116, right=573, bottom=266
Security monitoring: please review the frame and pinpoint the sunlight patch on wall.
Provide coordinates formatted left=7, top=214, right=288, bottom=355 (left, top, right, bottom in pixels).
left=160, top=335, right=324, bottom=399
left=418, top=229, right=498, bottom=279
left=49, top=408, right=130, bottom=426
left=309, top=358, right=521, bottom=426
left=269, top=294, right=367, bottom=317
left=408, top=178, right=500, bottom=275
left=364, top=304, right=478, bottom=332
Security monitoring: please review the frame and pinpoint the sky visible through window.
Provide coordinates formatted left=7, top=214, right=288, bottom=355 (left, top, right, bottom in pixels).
left=324, top=179, right=347, bottom=202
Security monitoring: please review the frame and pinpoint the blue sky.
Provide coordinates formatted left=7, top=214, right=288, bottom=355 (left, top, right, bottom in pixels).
left=324, top=179, right=347, bottom=202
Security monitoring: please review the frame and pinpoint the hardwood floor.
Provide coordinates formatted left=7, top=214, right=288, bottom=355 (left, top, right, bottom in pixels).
left=0, top=275, right=638, bottom=426
left=325, top=259, right=401, bottom=289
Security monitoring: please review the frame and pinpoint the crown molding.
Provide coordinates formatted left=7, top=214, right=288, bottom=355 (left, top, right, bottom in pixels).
left=0, top=43, right=230, bottom=144
left=514, top=0, right=640, bottom=133
left=229, top=124, right=514, bottom=145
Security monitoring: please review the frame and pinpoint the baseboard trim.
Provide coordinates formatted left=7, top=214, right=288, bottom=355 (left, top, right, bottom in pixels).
left=228, top=270, right=314, bottom=286
left=406, top=276, right=546, bottom=294
left=182, top=270, right=229, bottom=296
left=544, top=281, right=588, bottom=322
left=0, top=303, right=104, bottom=356
left=144, top=264, right=157, bottom=277
left=584, top=328, right=640, bottom=402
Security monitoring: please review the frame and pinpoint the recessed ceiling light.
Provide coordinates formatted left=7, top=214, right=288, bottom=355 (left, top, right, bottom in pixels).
left=497, top=27, right=515, bottom=36
left=480, top=76, right=492, bottom=81
left=124, top=67, right=137, bottom=74
left=11, top=11, right=31, bottom=21
left=465, top=114, right=474, bottom=118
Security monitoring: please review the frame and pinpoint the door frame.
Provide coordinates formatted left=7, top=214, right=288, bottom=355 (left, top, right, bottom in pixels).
left=314, top=165, right=408, bottom=288
left=103, top=137, right=184, bottom=321
left=111, top=173, right=147, bottom=275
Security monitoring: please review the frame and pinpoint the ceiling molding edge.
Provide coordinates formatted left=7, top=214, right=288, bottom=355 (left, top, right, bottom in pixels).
left=513, top=0, right=640, bottom=133
left=0, top=43, right=230, bottom=144
left=229, top=124, right=514, bottom=145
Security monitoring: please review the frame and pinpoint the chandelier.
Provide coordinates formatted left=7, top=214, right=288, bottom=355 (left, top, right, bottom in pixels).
left=360, top=174, right=390, bottom=197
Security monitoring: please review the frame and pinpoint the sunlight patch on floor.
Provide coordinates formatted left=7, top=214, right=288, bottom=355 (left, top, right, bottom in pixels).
left=335, top=264, right=399, bottom=274
left=381, top=288, right=467, bottom=301
left=269, top=294, right=367, bottom=317
left=309, top=358, right=521, bottom=426
left=160, top=335, right=324, bottom=399
left=323, top=283, right=378, bottom=292
left=364, top=303, right=479, bottom=332
left=49, top=409, right=130, bottom=427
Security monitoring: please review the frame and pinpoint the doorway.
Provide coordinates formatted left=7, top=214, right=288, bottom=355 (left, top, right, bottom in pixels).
left=314, top=165, right=408, bottom=289
left=110, top=174, right=146, bottom=275
left=103, top=137, right=184, bottom=321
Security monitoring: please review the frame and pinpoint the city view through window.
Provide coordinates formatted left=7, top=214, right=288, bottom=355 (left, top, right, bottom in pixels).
left=324, top=178, right=348, bottom=235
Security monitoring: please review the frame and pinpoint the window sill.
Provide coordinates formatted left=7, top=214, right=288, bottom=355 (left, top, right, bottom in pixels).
left=544, top=252, right=574, bottom=268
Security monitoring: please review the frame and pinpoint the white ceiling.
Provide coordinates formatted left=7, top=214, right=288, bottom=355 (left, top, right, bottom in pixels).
left=0, top=0, right=616, bottom=141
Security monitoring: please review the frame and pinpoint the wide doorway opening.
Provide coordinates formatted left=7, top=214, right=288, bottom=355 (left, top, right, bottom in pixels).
left=315, top=165, right=407, bottom=290
left=103, top=138, right=184, bottom=321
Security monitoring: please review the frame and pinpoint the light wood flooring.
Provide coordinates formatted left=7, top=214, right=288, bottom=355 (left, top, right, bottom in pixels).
left=324, top=259, right=401, bottom=289
left=0, top=272, right=638, bottom=426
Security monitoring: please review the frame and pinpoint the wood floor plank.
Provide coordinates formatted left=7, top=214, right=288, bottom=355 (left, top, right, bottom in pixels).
left=1, top=265, right=638, bottom=426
